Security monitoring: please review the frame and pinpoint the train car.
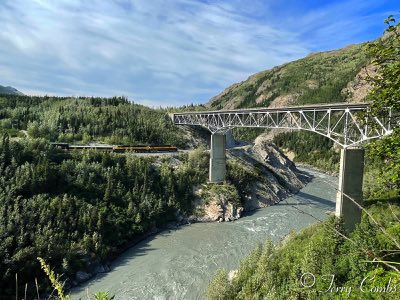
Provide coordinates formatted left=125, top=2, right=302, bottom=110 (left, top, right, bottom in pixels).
left=113, top=145, right=178, bottom=153
left=68, top=145, right=113, bottom=151
left=113, top=145, right=149, bottom=153
left=50, top=142, right=70, bottom=150
left=149, top=145, right=178, bottom=152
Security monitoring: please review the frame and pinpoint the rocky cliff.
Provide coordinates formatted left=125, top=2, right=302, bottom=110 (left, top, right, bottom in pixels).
left=229, top=135, right=309, bottom=211
left=190, top=135, right=309, bottom=222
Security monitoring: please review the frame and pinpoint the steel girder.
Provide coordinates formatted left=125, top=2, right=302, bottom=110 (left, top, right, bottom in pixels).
left=171, top=103, right=394, bottom=148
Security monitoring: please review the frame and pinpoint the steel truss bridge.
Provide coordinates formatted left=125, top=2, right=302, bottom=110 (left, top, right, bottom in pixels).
left=171, top=103, right=394, bottom=148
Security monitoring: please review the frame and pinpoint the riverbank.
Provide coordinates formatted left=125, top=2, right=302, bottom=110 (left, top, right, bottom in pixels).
left=71, top=168, right=337, bottom=299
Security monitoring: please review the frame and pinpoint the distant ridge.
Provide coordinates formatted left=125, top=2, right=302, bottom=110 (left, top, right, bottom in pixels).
left=0, top=85, right=24, bottom=95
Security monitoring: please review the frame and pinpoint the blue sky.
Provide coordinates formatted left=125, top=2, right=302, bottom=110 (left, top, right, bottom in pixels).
left=0, top=0, right=397, bottom=107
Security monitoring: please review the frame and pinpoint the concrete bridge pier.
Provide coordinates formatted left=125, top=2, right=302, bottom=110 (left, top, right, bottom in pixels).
left=335, top=148, right=365, bottom=232
left=209, top=133, right=226, bottom=183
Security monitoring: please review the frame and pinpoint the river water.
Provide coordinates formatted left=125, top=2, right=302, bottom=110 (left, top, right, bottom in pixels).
left=71, top=169, right=337, bottom=300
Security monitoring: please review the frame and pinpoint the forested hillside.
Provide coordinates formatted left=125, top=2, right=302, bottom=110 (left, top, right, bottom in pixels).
left=0, top=135, right=211, bottom=296
left=0, top=95, right=192, bottom=147
left=273, top=131, right=339, bottom=172
left=0, top=95, right=205, bottom=296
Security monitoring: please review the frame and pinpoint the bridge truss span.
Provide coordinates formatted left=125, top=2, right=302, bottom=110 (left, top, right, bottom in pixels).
left=171, top=103, right=393, bottom=148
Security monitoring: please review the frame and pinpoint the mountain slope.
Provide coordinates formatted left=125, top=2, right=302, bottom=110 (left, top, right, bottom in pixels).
left=207, top=43, right=371, bottom=110
left=0, top=85, right=24, bottom=95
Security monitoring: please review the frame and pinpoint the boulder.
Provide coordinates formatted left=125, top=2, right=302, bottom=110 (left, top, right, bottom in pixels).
left=187, top=215, right=198, bottom=223
left=94, top=265, right=106, bottom=273
left=75, top=271, right=91, bottom=283
left=104, top=264, right=111, bottom=272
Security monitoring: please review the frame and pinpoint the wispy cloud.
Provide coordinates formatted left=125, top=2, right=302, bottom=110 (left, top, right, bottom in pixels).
left=0, top=0, right=396, bottom=106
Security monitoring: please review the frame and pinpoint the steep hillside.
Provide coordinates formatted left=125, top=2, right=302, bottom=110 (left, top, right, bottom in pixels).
left=207, top=43, right=371, bottom=110
left=0, top=84, right=24, bottom=95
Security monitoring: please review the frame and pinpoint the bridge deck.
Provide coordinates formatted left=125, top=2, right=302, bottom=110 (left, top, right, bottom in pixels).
left=172, top=102, right=370, bottom=116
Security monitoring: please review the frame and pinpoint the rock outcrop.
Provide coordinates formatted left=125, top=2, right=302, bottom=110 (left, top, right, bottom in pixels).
left=228, top=135, right=309, bottom=211
left=191, top=134, right=310, bottom=220
left=341, top=64, right=377, bottom=103
left=194, top=183, right=244, bottom=222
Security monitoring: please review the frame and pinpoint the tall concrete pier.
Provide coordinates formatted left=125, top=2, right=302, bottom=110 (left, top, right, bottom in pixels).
left=335, top=148, right=365, bottom=232
left=209, top=134, right=226, bottom=183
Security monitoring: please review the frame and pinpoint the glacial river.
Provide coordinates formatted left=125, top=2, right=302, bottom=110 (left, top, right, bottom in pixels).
left=72, top=169, right=337, bottom=300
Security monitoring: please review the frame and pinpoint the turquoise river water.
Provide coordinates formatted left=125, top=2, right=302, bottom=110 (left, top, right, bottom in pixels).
left=72, top=169, right=337, bottom=299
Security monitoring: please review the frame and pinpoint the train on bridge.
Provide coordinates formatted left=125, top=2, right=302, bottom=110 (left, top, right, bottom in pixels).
left=51, top=143, right=178, bottom=153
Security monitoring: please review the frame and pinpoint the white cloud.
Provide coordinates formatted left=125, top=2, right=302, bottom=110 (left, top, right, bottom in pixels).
left=0, top=0, right=394, bottom=106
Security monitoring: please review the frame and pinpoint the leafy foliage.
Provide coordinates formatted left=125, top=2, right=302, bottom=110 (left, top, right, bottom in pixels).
left=37, top=257, right=114, bottom=300
left=366, top=16, right=400, bottom=192
left=38, top=257, right=71, bottom=300
left=231, top=127, right=267, bottom=143
left=93, top=291, right=115, bottom=300
left=226, top=158, right=262, bottom=203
